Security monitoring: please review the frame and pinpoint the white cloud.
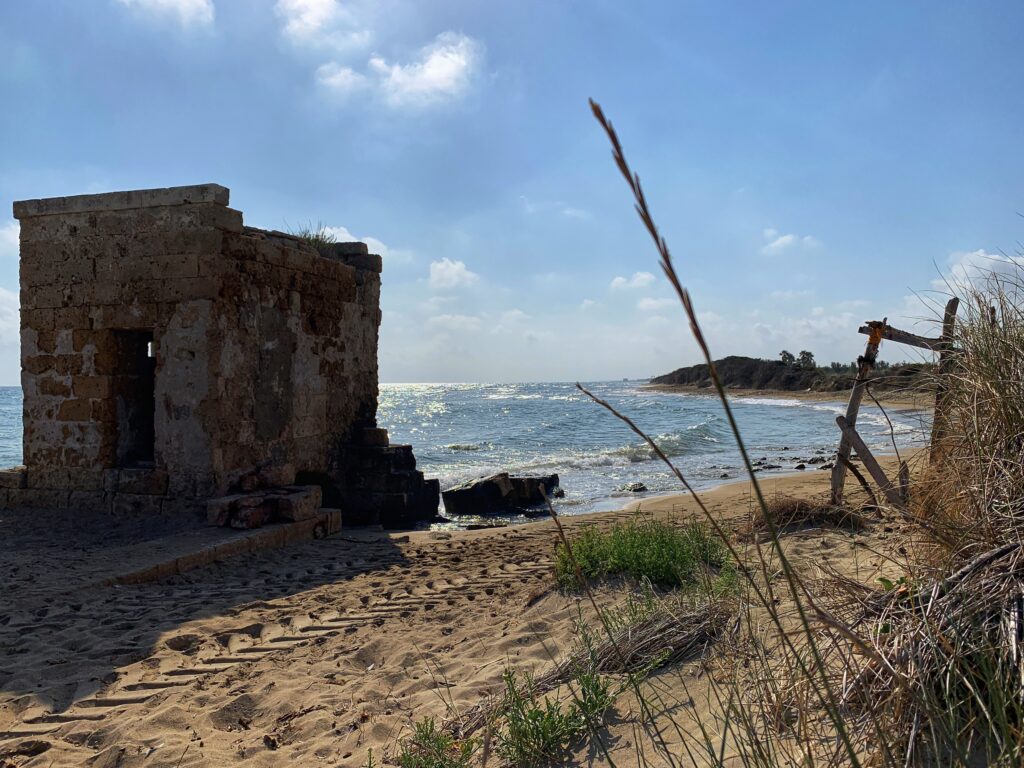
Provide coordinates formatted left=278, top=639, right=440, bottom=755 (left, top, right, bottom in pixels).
left=900, top=249, right=1024, bottom=329
left=941, top=249, right=1021, bottom=290
left=366, top=32, right=483, bottom=108
left=491, top=308, right=531, bottom=334
left=0, top=221, right=18, bottom=259
left=637, top=297, right=675, bottom=312
left=610, top=272, right=655, bottom=290
left=114, top=0, right=214, bottom=27
left=0, top=288, right=17, bottom=348
left=275, top=0, right=372, bottom=51
left=520, top=196, right=591, bottom=220
left=429, top=313, right=481, bottom=332
left=322, top=225, right=413, bottom=263
left=500, top=309, right=529, bottom=323
left=761, top=228, right=820, bottom=255
left=428, top=258, right=479, bottom=290
left=580, top=299, right=596, bottom=310
left=316, top=63, right=368, bottom=95
left=281, top=0, right=484, bottom=111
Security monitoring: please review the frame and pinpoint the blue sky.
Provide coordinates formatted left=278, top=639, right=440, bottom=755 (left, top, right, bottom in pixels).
left=1, top=1, right=1022, bottom=384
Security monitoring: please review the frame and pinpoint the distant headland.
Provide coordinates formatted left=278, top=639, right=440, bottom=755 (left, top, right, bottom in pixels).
left=647, top=353, right=933, bottom=402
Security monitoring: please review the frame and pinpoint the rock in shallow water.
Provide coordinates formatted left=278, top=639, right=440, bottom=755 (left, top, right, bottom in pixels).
left=441, top=472, right=560, bottom=516
left=618, top=482, right=648, bottom=493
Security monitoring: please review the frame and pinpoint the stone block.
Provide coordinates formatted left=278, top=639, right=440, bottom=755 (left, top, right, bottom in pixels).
left=13, top=184, right=230, bottom=218
left=67, top=468, right=105, bottom=491
left=276, top=485, right=323, bottom=522
left=26, top=467, right=70, bottom=489
left=230, top=501, right=273, bottom=529
left=207, top=494, right=244, bottom=526
left=0, top=467, right=27, bottom=489
left=359, top=427, right=389, bottom=447
left=39, top=376, right=71, bottom=397
left=52, top=306, right=91, bottom=330
left=22, top=308, right=55, bottom=331
left=117, top=468, right=170, bottom=495
left=73, top=375, right=111, bottom=399
left=57, top=399, right=92, bottom=422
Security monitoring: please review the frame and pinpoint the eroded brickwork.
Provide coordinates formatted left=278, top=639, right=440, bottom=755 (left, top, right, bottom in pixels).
left=2, top=184, right=439, bottom=527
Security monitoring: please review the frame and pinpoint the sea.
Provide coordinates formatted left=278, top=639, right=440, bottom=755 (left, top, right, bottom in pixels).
left=0, top=383, right=930, bottom=523
left=378, top=381, right=930, bottom=523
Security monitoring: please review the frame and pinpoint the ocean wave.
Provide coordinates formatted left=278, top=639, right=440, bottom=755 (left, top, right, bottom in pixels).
left=483, top=393, right=544, bottom=400
left=504, top=427, right=722, bottom=473
left=735, top=396, right=922, bottom=437
left=733, top=396, right=809, bottom=408
left=610, top=430, right=719, bottom=463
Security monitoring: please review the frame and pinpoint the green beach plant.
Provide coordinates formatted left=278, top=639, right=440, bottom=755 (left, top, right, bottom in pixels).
left=553, top=518, right=731, bottom=590
left=494, top=668, right=586, bottom=767
left=396, top=716, right=477, bottom=768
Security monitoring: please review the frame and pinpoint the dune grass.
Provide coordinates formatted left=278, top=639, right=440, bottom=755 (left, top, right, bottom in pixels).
left=553, top=518, right=733, bottom=590
left=287, top=220, right=337, bottom=253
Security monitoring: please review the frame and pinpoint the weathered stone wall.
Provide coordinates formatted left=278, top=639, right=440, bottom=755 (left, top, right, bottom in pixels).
left=10, top=186, right=239, bottom=513
left=2, top=184, right=436, bottom=526
left=207, top=230, right=382, bottom=495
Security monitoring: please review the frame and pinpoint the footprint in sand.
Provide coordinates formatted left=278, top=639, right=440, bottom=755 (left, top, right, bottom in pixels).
left=165, top=634, right=202, bottom=655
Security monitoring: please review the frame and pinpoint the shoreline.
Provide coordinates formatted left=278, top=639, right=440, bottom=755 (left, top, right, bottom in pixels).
left=644, top=382, right=934, bottom=411
left=428, top=445, right=923, bottom=534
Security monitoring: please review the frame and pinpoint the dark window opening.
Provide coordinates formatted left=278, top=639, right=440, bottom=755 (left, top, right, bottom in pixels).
left=114, top=330, right=156, bottom=467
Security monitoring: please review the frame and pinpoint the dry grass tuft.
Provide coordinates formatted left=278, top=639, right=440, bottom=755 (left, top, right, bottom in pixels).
left=449, top=588, right=734, bottom=739
left=743, top=495, right=869, bottom=537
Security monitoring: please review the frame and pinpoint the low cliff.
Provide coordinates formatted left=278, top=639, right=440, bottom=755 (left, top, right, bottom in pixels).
left=649, top=356, right=929, bottom=393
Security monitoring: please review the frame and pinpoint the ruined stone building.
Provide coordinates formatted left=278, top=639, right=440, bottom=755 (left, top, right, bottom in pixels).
left=0, top=184, right=438, bottom=528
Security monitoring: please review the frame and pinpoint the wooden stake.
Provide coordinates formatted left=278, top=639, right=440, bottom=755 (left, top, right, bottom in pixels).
left=835, top=416, right=905, bottom=508
left=830, top=322, right=884, bottom=505
left=929, top=297, right=959, bottom=461
left=898, top=460, right=910, bottom=502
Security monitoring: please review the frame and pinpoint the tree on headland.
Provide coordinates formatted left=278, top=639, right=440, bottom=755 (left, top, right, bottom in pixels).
left=797, top=350, right=816, bottom=370
left=779, top=350, right=796, bottom=366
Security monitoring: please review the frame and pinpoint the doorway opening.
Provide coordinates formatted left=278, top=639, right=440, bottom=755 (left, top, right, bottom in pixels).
left=114, top=330, right=156, bottom=467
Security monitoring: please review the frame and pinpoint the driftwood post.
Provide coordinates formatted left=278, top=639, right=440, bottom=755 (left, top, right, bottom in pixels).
left=830, top=321, right=884, bottom=505
left=929, top=297, right=959, bottom=461
left=836, top=415, right=905, bottom=508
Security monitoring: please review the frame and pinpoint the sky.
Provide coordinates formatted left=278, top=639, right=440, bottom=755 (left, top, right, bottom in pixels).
left=1, top=0, right=1022, bottom=385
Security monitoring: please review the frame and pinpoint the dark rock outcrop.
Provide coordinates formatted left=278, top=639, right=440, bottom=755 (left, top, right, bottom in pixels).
left=442, top=473, right=560, bottom=516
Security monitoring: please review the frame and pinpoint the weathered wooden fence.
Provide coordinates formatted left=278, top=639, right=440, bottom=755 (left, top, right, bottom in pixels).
left=829, top=297, right=960, bottom=508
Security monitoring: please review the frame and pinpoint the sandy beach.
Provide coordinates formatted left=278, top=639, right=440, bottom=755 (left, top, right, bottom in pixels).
left=0, top=454, right=912, bottom=767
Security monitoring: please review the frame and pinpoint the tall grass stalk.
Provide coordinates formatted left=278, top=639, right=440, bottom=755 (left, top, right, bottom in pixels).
left=578, top=99, right=889, bottom=765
